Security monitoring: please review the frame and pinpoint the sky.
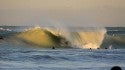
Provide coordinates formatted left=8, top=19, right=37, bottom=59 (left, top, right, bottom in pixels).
left=0, top=0, right=125, bottom=27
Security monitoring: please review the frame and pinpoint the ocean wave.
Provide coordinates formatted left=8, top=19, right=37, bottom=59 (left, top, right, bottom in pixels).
left=1, top=26, right=125, bottom=49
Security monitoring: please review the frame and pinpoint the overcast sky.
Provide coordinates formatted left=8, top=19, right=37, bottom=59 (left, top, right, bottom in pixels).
left=0, top=0, right=125, bottom=27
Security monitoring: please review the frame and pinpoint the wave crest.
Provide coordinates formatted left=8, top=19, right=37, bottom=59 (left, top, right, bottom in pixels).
left=16, top=27, right=71, bottom=48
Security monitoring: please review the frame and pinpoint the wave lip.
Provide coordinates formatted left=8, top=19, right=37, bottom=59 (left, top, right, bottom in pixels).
left=16, top=27, right=71, bottom=48
left=2, top=26, right=125, bottom=49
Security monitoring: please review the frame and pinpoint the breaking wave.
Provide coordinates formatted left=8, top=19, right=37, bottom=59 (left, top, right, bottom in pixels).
left=1, top=26, right=125, bottom=49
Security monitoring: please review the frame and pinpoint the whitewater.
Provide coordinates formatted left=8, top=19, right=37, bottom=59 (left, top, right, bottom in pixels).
left=0, top=26, right=125, bottom=70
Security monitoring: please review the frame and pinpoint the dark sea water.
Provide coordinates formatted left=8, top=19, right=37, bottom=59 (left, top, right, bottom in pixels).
left=0, top=44, right=125, bottom=70
left=0, top=26, right=125, bottom=70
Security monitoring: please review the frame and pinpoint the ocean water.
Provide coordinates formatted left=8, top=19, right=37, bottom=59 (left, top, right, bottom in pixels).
left=0, top=26, right=125, bottom=70
left=0, top=45, right=125, bottom=70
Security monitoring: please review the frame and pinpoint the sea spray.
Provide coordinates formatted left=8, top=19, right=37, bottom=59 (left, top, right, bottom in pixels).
left=75, top=28, right=106, bottom=49
left=46, top=27, right=107, bottom=49
left=1, top=26, right=125, bottom=49
left=16, top=27, right=71, bottom=48
left=55, top=27, right=107, bottom=49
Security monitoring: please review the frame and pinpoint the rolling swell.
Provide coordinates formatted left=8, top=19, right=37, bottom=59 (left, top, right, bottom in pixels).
left=100, top=34, right=125, bottom=49
left=100, top=27, right=125, bottom=49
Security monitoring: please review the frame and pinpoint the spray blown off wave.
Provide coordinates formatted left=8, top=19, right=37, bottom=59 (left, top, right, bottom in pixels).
left=63, top=28, right=106, bottom=49
left=16, top=27, right=71, bottom=48
left=71, top=30, right=106, bottom=49
left=0, top=26, right=108, bottom=49
left=3, top=26, right=125, bottom=49
left=17, top=27, right=106, bottom=49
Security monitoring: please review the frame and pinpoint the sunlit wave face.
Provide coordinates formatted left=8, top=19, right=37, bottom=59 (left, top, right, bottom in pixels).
left=17, top=27, right=54, bottom=47
left=16, top=26, right=106, bottom=49
left=72, top=28, right=106, bottom=49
